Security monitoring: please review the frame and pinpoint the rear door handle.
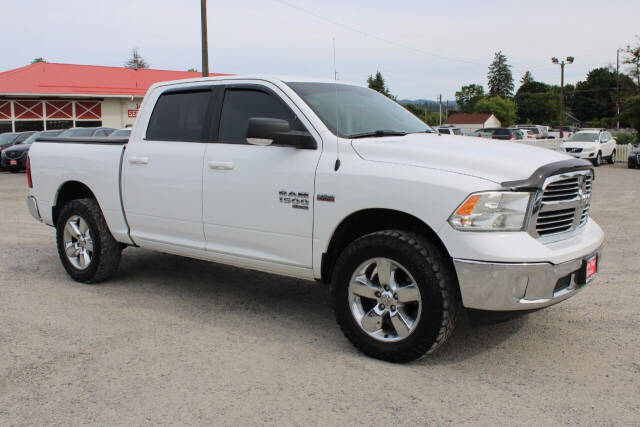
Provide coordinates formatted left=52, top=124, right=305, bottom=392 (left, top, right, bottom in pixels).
left=128, top=157, right=149, bottom=164
left=208, top=161, right=234, bottom=170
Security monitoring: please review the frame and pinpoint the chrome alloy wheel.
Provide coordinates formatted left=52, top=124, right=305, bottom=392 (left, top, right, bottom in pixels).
left=348, top=257, right=422, bottom=342
left=63, top=215, right=93, bottom=270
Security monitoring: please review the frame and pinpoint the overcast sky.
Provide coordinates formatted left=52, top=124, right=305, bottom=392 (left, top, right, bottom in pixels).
left=1, top=0, right=638, bottom=99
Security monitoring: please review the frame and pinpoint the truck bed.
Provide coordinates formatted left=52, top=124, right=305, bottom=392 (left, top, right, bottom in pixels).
left=29, top=136, right=133, bottom=245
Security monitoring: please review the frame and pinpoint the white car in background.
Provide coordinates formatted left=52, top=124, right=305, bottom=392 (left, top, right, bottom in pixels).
left=518, top=129, right=537, bottom=140
left=562, top=130, right=616, bottom=166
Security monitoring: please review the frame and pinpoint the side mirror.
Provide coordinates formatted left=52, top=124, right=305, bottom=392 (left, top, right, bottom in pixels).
left=246, top=117, right=316, bottom=149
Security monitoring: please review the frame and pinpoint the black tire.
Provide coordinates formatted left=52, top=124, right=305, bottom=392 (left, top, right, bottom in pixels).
left=608, top=150, right=616, bottom=164
left=332, top=230, right=460, bottom=363
left=9, top=168, right=20, bottom=173
left=593, top=152, right=601, bottom=167
left=56, top=198, right=123, bottom=283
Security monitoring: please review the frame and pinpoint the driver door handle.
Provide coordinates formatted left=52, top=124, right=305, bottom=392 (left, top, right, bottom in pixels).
left=208, top=161, right=234, bottom=170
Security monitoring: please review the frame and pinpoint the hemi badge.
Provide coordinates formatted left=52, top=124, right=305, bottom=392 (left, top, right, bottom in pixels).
left=317, top=194, right=335, bottom=202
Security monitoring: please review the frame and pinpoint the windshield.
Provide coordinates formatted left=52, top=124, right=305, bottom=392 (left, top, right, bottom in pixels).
left=0, top=133, right=17, bottom=147
left=22, top=132, right=42, bottom=144
left=568, top=133, right=599, bottom=142
left=110, top=129, right=131, bottom=137
left=59, top=128, right=95, bottom=137
left=286, top=82, right=432, bottom=138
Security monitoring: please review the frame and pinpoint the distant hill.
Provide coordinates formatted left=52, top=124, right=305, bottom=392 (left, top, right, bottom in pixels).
left=399, top=99, right=458, bottom=112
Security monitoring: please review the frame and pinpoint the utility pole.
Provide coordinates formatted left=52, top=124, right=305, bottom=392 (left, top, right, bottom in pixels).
left=616, top=48, right=621, bottom=130
left=201, top=0, right=209, bottom=77
left=552, top=56, right=574, bottom=139
left=438, top=94, right=442, bottom=126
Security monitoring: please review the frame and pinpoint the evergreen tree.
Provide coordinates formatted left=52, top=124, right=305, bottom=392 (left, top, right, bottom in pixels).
left=367, top=71, right=394, bottom=99
left=487, top=51, right=514, bottom=98
left=623, top=35, right=640, bottom=86
left=30, top=57, right=45, bottom=64
left=520, top=71, right=534, bottom=86
left=124, top=48, right=149, bottom=69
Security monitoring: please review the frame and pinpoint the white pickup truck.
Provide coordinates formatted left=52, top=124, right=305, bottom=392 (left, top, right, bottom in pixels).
left=26, top=76, right=604, bottom=362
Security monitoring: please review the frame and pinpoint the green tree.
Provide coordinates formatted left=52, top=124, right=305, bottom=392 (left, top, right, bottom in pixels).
left=124, top=48, right=149, bottom=69
left=520, top=71, right=534, bottom=86
left=487, top=51, right=514, bottom=98
left=367, top=71, right=394, bottom=99
left=515, top=80, right=559, bottom=124
left=455, top=84, right=485, bottom=113
left=474, top=96, right=517, bottom=126
left=567, top=67, right=636, bottom=123
left=620, top=95, right=640, bottom=133
left=187, top=68, right=198, bottom=72
left=623, top=35, right=640, bottom=86
left=30, top=57, right=45, bottom=64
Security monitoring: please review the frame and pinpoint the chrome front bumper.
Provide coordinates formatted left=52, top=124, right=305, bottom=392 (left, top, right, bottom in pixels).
left=453, top=245, right=603, bottom=311
left=26, top=196, right=42, bottom=222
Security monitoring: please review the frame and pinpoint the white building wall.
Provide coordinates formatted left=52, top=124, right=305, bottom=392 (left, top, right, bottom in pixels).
left=101, top=97, right=143, bottom=128
left=484, top=115, right=502, bottom=128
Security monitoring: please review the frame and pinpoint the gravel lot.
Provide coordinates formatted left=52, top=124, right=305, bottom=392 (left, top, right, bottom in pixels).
left=1, top=165, right=639, bottom=425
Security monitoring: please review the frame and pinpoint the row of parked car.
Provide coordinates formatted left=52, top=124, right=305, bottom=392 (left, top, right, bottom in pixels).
left=436, top=125, right=579, bottom=140
left=0, top=127, right=131, bottom=172
left=435, top=125, right=639, bottom=168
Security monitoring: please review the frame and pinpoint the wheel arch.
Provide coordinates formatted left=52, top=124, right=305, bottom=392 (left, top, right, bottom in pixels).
left=320, top=208, right=453, bottom=284
left=52, top=180, right=97, bottom=226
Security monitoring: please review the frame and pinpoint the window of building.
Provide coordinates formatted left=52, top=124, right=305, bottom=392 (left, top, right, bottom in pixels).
left=14, top=121, right=44, bottom=132
left=75, top=120, right=102, bottom=128
left=46, top=120, right=73, bottom=130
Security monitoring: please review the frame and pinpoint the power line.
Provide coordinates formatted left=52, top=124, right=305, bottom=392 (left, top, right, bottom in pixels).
left=271, top=0, right=486, bottom=67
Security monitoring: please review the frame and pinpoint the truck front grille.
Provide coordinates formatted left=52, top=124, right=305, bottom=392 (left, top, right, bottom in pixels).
left=530, top=170, right=593, bottom=238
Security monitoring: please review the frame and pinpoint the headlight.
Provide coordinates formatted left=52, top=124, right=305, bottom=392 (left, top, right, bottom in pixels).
left=449, top=191, right=532, bottom=231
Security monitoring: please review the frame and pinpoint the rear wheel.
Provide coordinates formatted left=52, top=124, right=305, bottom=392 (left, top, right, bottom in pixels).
left=56, top=198, right=123, bottom=283
left=332, top=230, right=459, bottom=363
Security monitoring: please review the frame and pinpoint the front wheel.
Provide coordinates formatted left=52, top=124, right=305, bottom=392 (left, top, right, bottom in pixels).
left=332, top=230, right=460, bottom=363
left=593, top=152, right=601, bottom=167
left=56, top=198, right=123, bottom=283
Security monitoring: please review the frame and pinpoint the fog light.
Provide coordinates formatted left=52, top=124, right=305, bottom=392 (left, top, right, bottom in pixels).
left=512, top=276, right=529, bottom=300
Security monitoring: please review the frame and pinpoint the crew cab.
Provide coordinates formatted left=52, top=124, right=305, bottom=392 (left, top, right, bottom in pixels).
left=562, top=130, right=617, bottom=166
left=26, top=76, right=604, bottom=363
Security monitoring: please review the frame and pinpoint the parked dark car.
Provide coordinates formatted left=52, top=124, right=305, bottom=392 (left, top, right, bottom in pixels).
left=629, top=145, right=640, bottom=169
left=108, top=128, right=132, bottom=138
left=0, top=131, right=36, bottom=170
left=57, top=127, right=116, bottom=137
left=1, top=130, right=62, bottom=172
left=488, top=128, right=522, bottom=140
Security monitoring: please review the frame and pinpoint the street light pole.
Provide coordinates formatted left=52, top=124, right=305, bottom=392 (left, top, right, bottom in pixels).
left=552, top=56, right=574, bottom=139
left=616, top=48, right=621, bottom=130
left=201, top=0, right=209, bottom=77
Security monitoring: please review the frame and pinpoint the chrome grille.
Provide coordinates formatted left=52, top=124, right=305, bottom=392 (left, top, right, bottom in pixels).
left=4, top=151, right=23, bottom=159
left=565, top=148, right=582, bottom=154
left=530, top=170, right=593, bottom=238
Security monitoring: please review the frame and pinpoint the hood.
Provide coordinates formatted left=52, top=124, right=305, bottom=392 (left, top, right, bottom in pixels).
left=2, top=144, right=31, bottom=154
left=562, top=140, right=597, bottom=149
left=351, top=133, right=572, bottom=184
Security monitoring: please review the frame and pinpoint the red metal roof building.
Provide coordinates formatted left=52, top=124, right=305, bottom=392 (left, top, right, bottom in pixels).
left=0, top=62, right=227, bottom=133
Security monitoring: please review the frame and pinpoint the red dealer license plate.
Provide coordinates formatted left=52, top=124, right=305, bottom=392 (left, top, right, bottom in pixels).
left=585, top=256, right=598, bottom=282
left=9, top=160, right=17, bottom=165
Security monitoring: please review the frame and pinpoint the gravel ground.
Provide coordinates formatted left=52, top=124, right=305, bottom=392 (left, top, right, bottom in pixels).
left=1, top=165, right=639, bottom=425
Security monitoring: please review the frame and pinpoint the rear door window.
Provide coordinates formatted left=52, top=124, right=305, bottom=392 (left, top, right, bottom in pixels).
left=146, top=89, right=211, bottom=141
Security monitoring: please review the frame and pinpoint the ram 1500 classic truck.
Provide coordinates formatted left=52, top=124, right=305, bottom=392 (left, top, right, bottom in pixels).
left=26, top=76, right=604, bottom=362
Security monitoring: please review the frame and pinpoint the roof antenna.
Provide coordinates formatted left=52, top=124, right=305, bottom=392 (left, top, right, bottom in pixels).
left=333, top=38, right=341, bottom=172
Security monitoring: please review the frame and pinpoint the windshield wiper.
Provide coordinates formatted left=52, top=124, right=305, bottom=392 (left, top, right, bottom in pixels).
left=349, top=130, right=408, bottom=139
